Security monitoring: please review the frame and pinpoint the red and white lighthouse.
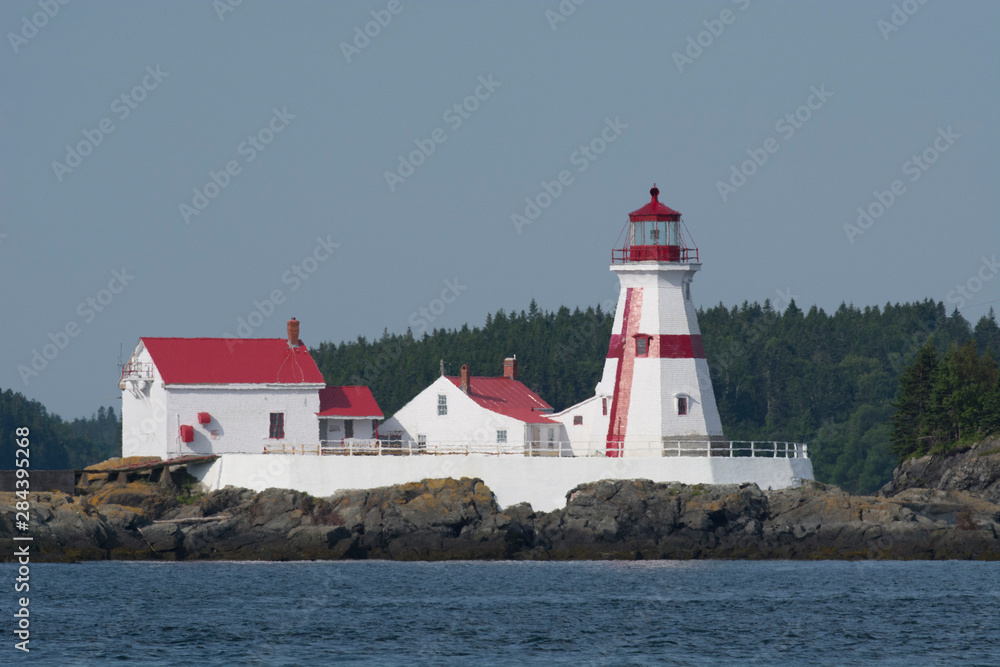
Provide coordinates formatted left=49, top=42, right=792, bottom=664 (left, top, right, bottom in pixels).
left=594, top=185, right=724, bottom=456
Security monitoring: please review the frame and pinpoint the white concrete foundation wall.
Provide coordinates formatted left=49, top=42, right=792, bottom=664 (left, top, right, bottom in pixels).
left=189, top=455, right=815, bottom=513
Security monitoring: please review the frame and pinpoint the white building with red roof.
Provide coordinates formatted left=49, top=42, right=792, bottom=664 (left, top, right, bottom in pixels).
left=317, top=386, right=384, bottom=446
left=119, top=318, right=381, bottom=458
left=379, top=358, right=564, bottom=455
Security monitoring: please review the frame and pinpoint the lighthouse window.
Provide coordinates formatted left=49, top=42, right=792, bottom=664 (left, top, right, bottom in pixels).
left=677, top=397, right=688, bottom=416
left=437, top=394, right=447, bottom=416
left=602, top=398, right=608, bottom=415
left=269, top=412, right=284, bottom=439
left=636, top=337, right=648, bottom=356
left=685, top=282, right=691, bottom=301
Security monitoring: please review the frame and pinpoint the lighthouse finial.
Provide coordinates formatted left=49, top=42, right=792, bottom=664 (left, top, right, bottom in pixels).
left=650, top=184, right=659, bottom=201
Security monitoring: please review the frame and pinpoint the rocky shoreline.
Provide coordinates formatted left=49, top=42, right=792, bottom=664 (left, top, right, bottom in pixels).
left=2, top=444, right=1000, bottom=562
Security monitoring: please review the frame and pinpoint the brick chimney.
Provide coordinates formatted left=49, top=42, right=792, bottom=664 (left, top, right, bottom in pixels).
left=460, top=364, right=471, bottom=394
left=287, top=318, right=300, bottom=348
left=503, top=356, right=518, bottom=380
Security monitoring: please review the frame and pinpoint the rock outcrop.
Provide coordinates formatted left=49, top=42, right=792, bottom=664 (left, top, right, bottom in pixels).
left=880, top=439, right=1000, bottom=504
left=2, top=463, right=998, bottom=562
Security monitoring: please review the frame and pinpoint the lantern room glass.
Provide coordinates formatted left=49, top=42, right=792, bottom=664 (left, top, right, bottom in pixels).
left=631, top=219, right=680, bottom=247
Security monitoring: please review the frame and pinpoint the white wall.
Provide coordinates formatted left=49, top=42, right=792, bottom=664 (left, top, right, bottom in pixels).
left=167, top=385, right=321, bottom=456
left=551, top=394, right=611, bottom=455
left=121, top=344, right=169, bottom=458
left=380, top=376, right=542, bottom=450
left=190, top=454, right=815, bottom=513
left=321, top=417, right=378, bottom=442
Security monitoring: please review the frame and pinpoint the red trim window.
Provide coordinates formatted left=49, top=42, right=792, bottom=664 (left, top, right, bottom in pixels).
left=677, top=397, right=688, bottom=416
left=573, top=415, right=583, bottom=425
left=602, top=398, right=608, bottom=415
left=269, top=412, right=285, bottom=439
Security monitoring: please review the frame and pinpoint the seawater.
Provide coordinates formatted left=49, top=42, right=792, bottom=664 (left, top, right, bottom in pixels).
left=5, top=561, right=999, bottom=665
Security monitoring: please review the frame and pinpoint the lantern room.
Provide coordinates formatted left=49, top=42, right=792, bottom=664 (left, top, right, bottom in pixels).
left=612, top=185, right=699, bottom=263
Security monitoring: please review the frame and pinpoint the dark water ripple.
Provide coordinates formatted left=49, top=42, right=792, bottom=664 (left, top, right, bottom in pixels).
left=4, top=560, right=999, bottom=665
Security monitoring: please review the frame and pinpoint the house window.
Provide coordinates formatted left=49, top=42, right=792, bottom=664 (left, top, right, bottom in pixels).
left=269, top=413, right=284, bottom=439
left=547, top=428, right=555, bottom=449
left=344, top=420, right=354, bottom=438
left=418, top=435, right=426, bottom=448
left=602, top=398, right=608, bottom=415
left=573, top=415, right=583, bottom=425
left=437, top=394, right=447, bottom=416
left=677, top=397, right=688, bottom=416
left=636, top=337, right=648, bottom=356
left=497, top=430, right=507, bottom=444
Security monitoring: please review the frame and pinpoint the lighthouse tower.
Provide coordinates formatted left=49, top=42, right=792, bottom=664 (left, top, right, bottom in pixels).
left=595, top=185, right=724, bottom=457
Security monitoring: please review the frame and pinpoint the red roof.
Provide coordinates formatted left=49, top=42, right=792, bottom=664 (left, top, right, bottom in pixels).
left=446, top=376, right=557, bottom=424
left=317, top=386, right=384, bottom=419
left=629, top=185, right=681, bottom=222
left=141, top=338, right=325, bottom=385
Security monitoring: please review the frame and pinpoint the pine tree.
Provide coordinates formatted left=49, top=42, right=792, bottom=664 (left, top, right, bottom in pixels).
left=889, top=342, right=938, bottom=458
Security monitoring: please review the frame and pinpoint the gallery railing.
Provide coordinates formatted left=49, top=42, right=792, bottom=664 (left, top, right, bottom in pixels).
left=261, top=440, right=808, bottom=459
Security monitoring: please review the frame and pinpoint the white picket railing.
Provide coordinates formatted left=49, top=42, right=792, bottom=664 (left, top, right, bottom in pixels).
left=262, top=439, right=809, bottom=459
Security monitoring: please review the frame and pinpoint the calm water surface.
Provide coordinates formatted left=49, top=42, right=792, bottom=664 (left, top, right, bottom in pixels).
left=5, top=560, right=1000, bottom=665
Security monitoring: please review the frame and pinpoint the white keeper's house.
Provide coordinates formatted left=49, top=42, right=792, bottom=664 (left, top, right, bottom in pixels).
left=119, top=318, right=382, bottom=458
left=379, top=358, right=564, bottom=455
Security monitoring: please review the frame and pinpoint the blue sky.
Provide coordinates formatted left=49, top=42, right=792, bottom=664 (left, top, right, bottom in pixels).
left=2, top=1, right=998, bottom=419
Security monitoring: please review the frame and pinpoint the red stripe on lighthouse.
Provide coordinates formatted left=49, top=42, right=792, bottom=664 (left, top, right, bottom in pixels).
left=605, top=288, right=642, bottom=457
left=650, top=334, right=706, bottom=359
